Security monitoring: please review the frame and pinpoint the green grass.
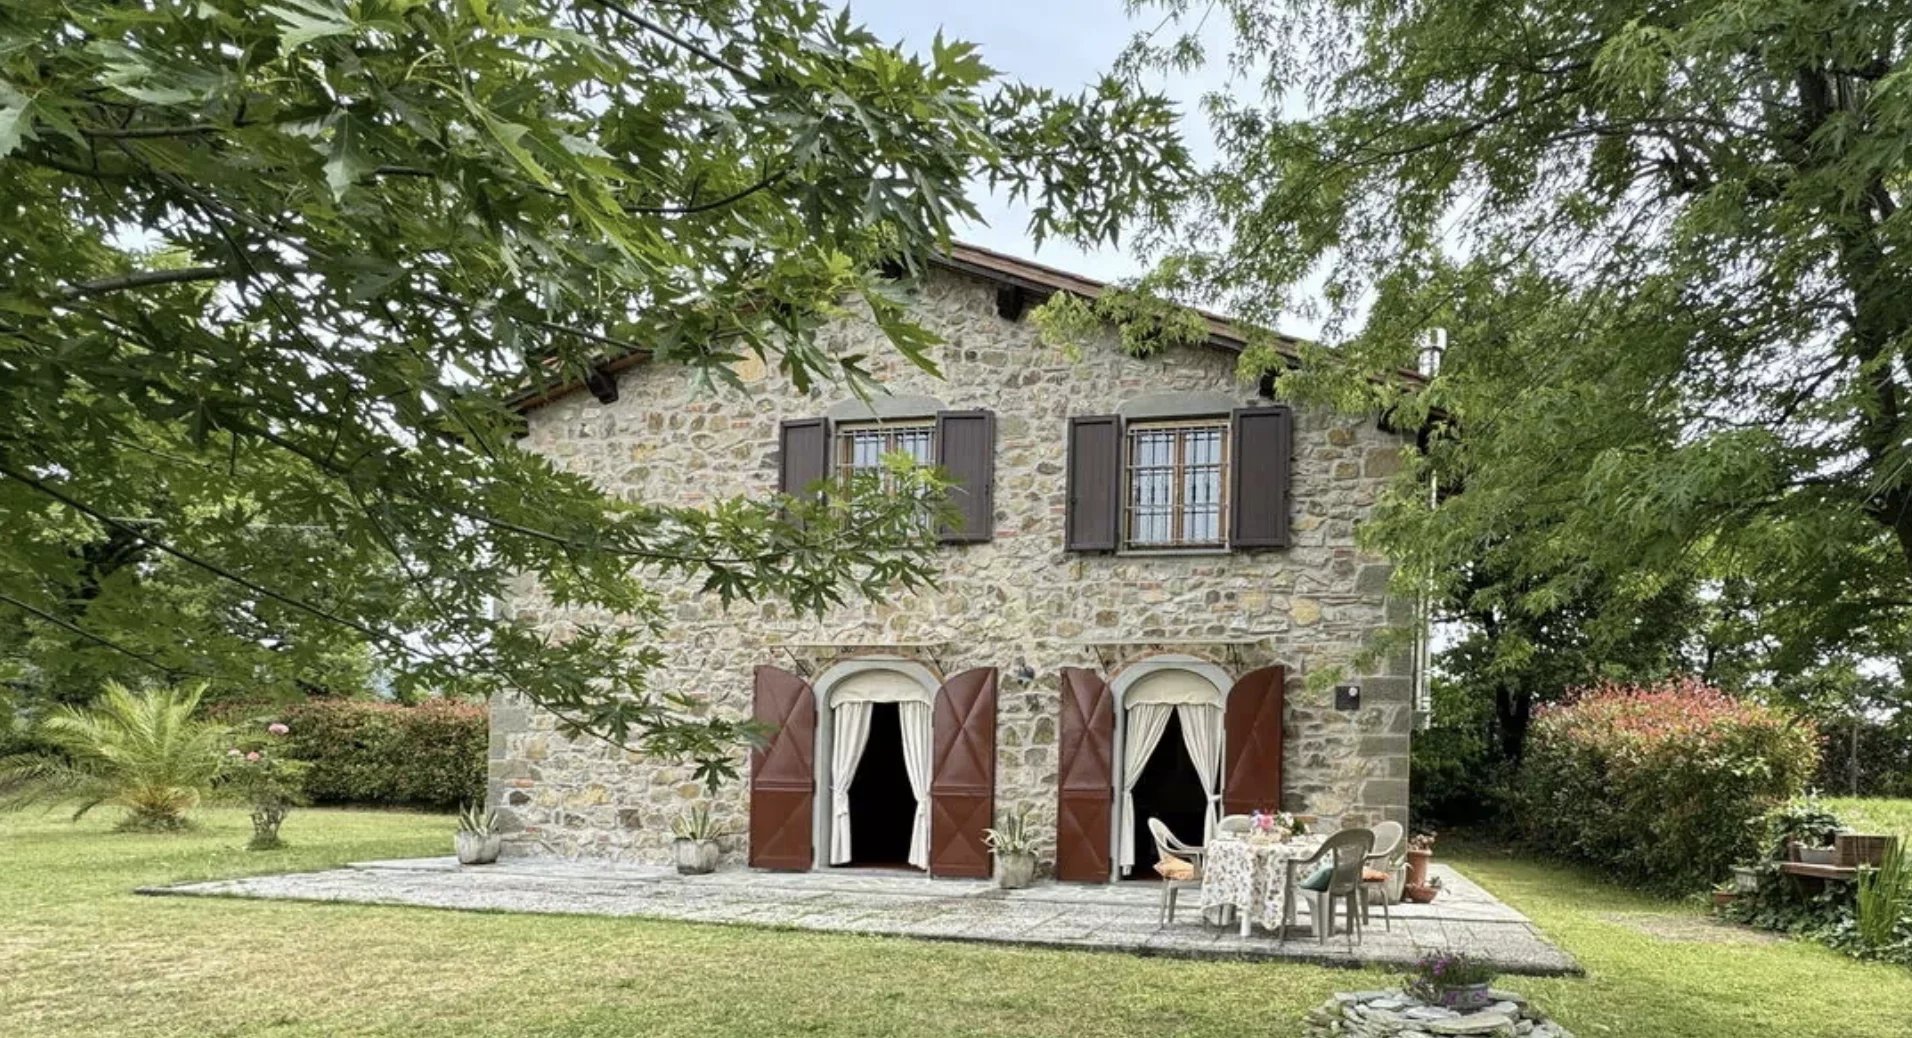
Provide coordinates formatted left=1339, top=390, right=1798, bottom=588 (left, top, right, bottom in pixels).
left=3, top=807, right=1911, bottom=1037
left=1826, top=796, right=1912, bottom=839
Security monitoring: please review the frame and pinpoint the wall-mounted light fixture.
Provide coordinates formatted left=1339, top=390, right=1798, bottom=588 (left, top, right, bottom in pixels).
left=1334, top=684, right=1363, bottom=712
left=1012, top=657, right=1036, bottom=686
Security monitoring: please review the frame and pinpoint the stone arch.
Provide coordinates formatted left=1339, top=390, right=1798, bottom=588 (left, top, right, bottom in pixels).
left=809, top=658, right=940, bottom=869
left=1107, top=655, right=1233, bottom=877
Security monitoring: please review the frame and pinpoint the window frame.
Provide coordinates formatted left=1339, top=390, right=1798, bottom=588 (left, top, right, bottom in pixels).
left=833, top=418, right=938, bottom=488
left=1120, top=415, right=1232, bottom=552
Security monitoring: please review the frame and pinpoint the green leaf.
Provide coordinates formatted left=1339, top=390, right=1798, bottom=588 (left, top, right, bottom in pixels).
left=263, top=0, right=356, bottom=50
left=323, top=113, right=371, bottom=201
left=0, top=84, right=35, bottom=157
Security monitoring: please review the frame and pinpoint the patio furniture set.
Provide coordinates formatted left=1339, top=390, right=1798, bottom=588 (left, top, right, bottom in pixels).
left=1148, top=813, right=1407, bottom=949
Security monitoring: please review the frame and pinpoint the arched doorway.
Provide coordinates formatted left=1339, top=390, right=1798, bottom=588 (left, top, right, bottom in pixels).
left=1110, top=659, right=1229, bottom=878
left=811, top=660, right=937, bottom=872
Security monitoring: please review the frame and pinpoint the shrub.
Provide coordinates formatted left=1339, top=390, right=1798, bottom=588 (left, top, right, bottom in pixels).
left=0, top=682, right=229, bottom=831
left=257, top=700, right=486, bottom=810
left=1512, top=676, right=1818, bottom=891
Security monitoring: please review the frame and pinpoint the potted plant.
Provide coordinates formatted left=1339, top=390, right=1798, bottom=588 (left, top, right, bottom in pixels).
left=1404, top=951, right=1498, bottom=1011
left=984, top=806, right=1040, bottom=889
left=1404, top=830, right=1437, bottom=888
left=455, top=803, right=503, bottom=865
left=670, top=804, right=724, bottom=875
left=1762, top=795, right=1842, bottom=863
left=1730, top=863, right=1761, bottom=893
left=1710, top=881, right=1739, bottom=909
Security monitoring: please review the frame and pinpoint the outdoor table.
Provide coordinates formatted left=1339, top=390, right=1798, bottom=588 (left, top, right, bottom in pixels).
left=1199, top=831, right=1328, bottom=937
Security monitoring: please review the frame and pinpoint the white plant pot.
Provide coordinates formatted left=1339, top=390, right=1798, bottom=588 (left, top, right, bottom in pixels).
left=1731, top=865, right=1761, bottom=893
left=673, top=837, right=721, bottom=875
left=455, top=831, right=502, bottom=865
left=998, top=851, right=1038, bottom=890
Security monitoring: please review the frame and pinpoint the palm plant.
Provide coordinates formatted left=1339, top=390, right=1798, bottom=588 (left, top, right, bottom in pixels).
left=0, top=682, right=229, bottom=831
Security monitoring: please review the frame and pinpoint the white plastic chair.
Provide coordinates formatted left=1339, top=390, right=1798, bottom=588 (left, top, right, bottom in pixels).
left=1217, top=814, right=1252, bottom=834
left=1281, top=828, right=1375, bottom=949
left=1359, top=820, right=1405, bottom=931
left=1147, top=817, right=1206, bottom=926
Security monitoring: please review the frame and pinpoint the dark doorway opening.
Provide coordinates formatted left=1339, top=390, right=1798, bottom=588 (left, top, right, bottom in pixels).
left=846, top=701, right=917, bottom=868
left=1126, top=709, right=1208, bottom=879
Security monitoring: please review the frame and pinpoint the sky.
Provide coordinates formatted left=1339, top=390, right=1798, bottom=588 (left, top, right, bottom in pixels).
left=848, top=1, right=1230, bottom=286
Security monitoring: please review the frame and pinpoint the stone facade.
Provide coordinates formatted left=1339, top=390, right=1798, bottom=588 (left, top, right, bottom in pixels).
left=492, top=263, right=1418, bottom=869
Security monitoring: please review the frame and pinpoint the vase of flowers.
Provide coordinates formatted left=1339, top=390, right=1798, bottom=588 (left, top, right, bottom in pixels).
left=985, top=806, right=1040, bottom=889
left=1249, top=809, right=1306, bottom=839
left=1405, top=952, right=1498, bottom=1011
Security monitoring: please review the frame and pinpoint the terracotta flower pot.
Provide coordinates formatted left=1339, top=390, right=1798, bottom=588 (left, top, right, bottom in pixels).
left=1711, top=890, right=1737, bottom=908
left=1403, top=883, right=1439, bottom=904
left=1405, top=847, right=1433, bottom=887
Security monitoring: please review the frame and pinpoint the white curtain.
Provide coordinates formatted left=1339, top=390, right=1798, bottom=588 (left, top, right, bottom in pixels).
left=1178, top=703, right=1224, bottom=842
left=1119, top=702, right=1174, bottom=871
left=899, top=701, right=933, bottom=870
left=829, top=701, right=874, bottom=865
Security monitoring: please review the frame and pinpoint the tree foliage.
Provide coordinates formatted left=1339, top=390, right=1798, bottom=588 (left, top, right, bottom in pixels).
left=1124, top=1, right=1912, bottom=699
left=0, top=1, right=1189, bottom=781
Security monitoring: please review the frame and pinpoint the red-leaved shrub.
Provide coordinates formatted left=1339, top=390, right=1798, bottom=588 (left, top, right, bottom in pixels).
left=1513, top=677, right=1818, bottom=891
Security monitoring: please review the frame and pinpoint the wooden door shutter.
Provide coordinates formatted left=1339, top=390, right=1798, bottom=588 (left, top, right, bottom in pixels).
left=929, top=667, right=997, bottom=878
left=1222, top=665, right=1286, bottom=816
left=934, top=410, right=996, bottom=544
left=778, top=418, right=831, bottom=500
left=749, top=665, right=816, bottom=870
left=1055, top=667, right=1115, bottom=882
left=1065, top=415, right=1121, bottom=551
left=1230, top=406, right=1294, bottom=549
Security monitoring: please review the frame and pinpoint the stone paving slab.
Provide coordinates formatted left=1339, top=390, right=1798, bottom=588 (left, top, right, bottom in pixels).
left=140, top=859, right=1579, bottom=975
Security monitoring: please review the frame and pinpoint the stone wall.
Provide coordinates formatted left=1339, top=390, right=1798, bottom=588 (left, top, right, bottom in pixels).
left=493, top=265, right=1417, bottom=867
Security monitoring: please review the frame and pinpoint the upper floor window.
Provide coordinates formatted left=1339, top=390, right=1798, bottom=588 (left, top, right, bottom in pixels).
left=837, top=421, right=936, bottom=485
left=1125, top=420, right=1228, bottom=548
left=1066, top=405, right=1292, bottom=554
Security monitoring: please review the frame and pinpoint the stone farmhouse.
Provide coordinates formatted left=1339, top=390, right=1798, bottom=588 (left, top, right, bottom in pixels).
left=492, top=243, right=1424, bottom=883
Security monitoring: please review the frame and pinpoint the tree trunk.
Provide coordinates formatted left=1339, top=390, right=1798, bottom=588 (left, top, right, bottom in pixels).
left=1494, top=685, right=1533, bottom=764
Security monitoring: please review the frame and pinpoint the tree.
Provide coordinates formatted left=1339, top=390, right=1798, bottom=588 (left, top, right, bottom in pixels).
left=0, top=682, right=230, bottom=831
left=1120, top=1, right=1912, bottom=703
left=0, top=1, right=1189, bottom=783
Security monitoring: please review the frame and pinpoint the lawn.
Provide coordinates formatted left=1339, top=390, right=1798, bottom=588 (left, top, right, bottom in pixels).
left=1826, top=796, right=1912, bottom=839
left=4, top=807, right=1911, bottom=1037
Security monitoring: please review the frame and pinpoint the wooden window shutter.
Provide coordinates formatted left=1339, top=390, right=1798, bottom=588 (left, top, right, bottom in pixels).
left=1065, top=415, right=1121, bottom=551
left=1055, top=667, right=1115, bottom=882
left=748, top=665, right=817, bottom=870
left=929, top=667, right=997, bottom=878
left=778, top=417, right=831, bottom=500
left=1229, top=406, right=1293, bottom=549
left=934, top=410, right=995, bottom=543
left=1222, top=665, right=1286, bottom=816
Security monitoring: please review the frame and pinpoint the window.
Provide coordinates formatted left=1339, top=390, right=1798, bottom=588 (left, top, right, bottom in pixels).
left=1123, top=419, right=1228, bottom=548
left=836, top=421, right=935, bottom=487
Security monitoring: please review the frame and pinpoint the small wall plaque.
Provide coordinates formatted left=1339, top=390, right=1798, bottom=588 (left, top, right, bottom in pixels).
left=1334, top=684, right=1362, bottom=711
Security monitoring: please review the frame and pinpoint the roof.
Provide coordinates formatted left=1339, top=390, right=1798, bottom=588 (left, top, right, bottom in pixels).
left=509, top=241, right=1388, bottom=413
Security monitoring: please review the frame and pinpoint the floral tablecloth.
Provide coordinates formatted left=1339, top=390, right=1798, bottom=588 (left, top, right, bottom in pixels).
left=1199, top=832, right=1327, bottom=936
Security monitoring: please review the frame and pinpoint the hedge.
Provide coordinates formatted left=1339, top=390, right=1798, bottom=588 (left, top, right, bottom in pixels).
left=1513, top=677, right=1818, bottom=892
left=240, top=700, right=486, bottom=810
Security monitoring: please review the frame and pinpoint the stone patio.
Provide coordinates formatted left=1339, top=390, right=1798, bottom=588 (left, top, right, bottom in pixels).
left=142, top=859, right=1579, bottom=975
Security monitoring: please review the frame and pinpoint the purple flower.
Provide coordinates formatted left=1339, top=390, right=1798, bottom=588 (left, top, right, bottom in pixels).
left=245, top=751, right=262, bottom=762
